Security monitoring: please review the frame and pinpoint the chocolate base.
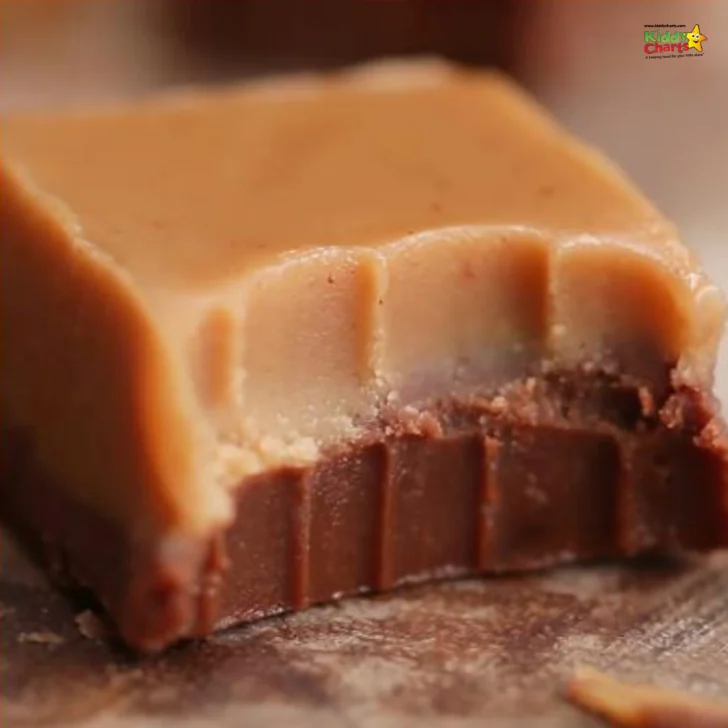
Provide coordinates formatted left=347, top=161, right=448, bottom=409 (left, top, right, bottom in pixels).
left=2, top=370, right=728, bottom=652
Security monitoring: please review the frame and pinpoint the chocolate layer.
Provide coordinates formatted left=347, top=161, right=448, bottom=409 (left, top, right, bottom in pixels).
left=3, top=370, right=727, bottom=652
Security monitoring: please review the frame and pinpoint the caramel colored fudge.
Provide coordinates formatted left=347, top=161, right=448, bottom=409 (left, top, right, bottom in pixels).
left=1, top=61, right=727, bottom=651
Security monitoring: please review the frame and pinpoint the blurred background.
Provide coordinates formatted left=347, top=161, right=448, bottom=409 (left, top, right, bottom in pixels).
left=1, top=0, right=725, bottom=398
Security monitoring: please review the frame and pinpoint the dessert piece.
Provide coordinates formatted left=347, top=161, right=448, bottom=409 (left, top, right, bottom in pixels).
left=566, top=667, right=728, bottom=728
left=1, top=61, right=727, bottom=652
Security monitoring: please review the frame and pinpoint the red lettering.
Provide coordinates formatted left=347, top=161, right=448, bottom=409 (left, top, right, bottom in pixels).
left=645, top=40, right=693, bottom=55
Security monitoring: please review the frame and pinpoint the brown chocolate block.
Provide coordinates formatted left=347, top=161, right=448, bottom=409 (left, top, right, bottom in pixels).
left=1, top=61, right=727, bottom=651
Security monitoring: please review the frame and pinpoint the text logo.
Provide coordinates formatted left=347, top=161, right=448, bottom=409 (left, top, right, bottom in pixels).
left=643, top=23, right=707, bottom=59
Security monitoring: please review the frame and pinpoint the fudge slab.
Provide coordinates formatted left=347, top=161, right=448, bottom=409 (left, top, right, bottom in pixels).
left=1, top=61, right=727, bottom=651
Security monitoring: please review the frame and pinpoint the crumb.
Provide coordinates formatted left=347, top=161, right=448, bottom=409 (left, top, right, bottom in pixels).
left=637, top=387, right=656, bottom=417
left=565, top=666, right=728, bottom=728
left=416, top=411, right=442, bottom=438
left=18, top=631, right=65, bottom=646
left=75, top=609, right=110, bottom=640
left=659, top=395, right=685, bottom=429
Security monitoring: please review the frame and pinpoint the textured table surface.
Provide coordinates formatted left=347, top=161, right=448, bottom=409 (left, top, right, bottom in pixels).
left=2, top=543, right=728, bottom=728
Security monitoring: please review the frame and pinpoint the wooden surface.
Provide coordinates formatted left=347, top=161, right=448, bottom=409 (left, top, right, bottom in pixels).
left=2, top=543, right=728, bottom=728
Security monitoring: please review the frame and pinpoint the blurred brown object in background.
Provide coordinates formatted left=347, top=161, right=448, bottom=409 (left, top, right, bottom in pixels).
left=0, top=0, right=513, bottom=111
left=168, top=0, right=511, bottom=72
left=0, top=0, right=175, bottom=110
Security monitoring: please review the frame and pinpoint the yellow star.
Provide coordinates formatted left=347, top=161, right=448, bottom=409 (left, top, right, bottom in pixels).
left=685, top=24, right=707, bottom=52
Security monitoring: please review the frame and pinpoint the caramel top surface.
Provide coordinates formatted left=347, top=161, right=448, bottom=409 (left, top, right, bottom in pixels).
left=1, top=61, right=676, bottom=288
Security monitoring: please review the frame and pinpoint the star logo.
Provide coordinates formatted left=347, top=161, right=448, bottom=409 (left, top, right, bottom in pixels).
left=684, top=24, right=707, bottom=52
